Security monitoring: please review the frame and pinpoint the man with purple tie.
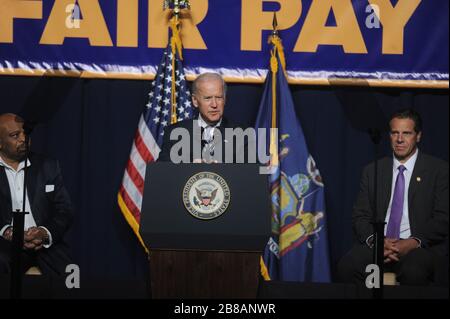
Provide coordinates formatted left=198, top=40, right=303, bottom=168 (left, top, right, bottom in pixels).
left=338, top=108, right=448, bottom=286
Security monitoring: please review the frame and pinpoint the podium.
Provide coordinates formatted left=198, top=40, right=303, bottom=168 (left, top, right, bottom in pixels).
left=140, top=163, right=271, bottom=298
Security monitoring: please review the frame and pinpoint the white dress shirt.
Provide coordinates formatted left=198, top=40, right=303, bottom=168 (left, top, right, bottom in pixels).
left=0, top=156, right=52, bottom=247
left=198, top=114, right=222, bottom=142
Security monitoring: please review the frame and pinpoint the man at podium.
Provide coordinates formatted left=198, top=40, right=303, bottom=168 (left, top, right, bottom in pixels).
left=158, top=72, right=253, bottom=164
left=142, top=74, right=269, bottom=298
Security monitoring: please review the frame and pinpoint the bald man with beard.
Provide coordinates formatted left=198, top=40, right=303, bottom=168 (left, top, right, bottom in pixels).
left=0, top=113, right=73, bottom=275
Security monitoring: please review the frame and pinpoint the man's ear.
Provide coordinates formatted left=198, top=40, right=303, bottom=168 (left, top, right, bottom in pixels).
left=192, top=95, right=199, bottom=108
left=417, top=131, right=422, bottom=143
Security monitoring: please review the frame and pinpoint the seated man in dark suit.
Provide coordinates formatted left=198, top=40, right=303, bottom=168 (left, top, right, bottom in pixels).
left=0, top=113, right=74, bottom=275
left=158, top=72, right=255, bottom=163
left=338, top=108, right=448, bottom=286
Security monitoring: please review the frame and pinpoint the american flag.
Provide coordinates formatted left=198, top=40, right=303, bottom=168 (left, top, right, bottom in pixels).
left=118, top=43, right=193, bottom=252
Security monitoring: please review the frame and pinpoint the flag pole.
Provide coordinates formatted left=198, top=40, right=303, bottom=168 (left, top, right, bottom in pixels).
left=268, top=13, right=282, bottom=168
left=164, top=0, right=191, bottom=124
left=118, top=1, right=193, bottom=255
left=260, top=13, right=284, bottom=281
left=258, top=13, right=331, bottom=284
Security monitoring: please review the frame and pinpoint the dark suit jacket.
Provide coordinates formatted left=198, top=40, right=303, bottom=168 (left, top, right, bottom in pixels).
left=352, top=152, right=449, bottom=255
left=158, top=117, right=254, bottom=163
left=0, top=153, right=74, bottom=272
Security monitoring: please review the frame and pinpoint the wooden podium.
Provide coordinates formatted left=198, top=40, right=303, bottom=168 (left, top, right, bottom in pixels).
left=149, top=250, right=260, bottom=299
left=140, top=163, right=271, bottom=299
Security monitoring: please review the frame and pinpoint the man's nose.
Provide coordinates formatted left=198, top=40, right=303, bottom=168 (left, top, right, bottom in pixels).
left=18, top=132, right=26, bottom=143
left=210, top=98, right=218, bottom=108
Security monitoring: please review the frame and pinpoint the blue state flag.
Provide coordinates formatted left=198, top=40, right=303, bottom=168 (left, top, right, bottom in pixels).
left=256, top=35, right=331, bottom=282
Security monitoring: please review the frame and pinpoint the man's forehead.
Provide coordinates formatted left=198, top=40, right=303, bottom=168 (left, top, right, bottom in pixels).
left=390, top=117, right=414, bottom=125
left=0, top=117, right=23, bottom=132
left=391, top=128, right=414, bottom=133
left=197, top=78, right=222, bottom=88
left=0, top=113, right=23, bottom=123
left=197, top=89, right=224, bottom=97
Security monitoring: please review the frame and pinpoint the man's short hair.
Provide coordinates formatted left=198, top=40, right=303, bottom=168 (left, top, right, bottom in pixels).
left=390, top=108, right=423, bottom=133
left=192, top=72, right=227, bottom=97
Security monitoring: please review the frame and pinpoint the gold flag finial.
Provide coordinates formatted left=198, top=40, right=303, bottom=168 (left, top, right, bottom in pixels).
left=268, top=12, right=286, bottom=73
left=272, top=12, right=279, bottom=36
left=164, top=0, right=191, bottom=18
left=163, top=0, right=191, bottom=125
left=163, top=0, right=191, bottom=60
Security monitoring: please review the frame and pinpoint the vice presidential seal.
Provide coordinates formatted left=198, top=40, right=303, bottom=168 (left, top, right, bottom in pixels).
left=183, top=172, right=230, bottom=220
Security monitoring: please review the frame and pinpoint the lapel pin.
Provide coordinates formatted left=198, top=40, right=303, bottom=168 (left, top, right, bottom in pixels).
left=416, top=177, right=421, bottom=182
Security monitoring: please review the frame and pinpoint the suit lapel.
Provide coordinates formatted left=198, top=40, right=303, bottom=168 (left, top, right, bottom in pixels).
left=379, top=158, right=393, bottom=219
left=0, top=167, right=12, bottom=213
left=218, top=117, right=229, bottom=130
left=25, top=156, right=38, bottom=217
left=408, top=152, right=425, bottom=209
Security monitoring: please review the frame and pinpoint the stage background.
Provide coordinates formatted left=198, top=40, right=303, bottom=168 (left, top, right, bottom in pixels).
left=0, top=75, right=448, bottom=281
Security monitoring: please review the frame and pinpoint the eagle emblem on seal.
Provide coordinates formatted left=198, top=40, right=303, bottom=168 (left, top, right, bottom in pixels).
left=195, top=188, right=218, bottom=207
left=183, top=172, right=230, bottom=220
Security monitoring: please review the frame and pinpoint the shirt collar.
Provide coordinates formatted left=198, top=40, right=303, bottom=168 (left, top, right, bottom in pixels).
left=197, top=114, right=222, bottom=129
left=393, top=148, right=418, bottom=173
left=0, top=156, right=31, bottom=172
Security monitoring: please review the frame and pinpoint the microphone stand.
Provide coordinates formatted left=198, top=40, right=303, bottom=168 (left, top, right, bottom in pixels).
left=368, top=128, right=385, bottom=299
left=9, top=123, right=33, bottom=299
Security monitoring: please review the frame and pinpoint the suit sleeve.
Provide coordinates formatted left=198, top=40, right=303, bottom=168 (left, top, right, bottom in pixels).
left=352, top=165, right=375, bottom=244
left=414, top=161, right=449, bottom=248
left=41, top=160, right=74, bottom=244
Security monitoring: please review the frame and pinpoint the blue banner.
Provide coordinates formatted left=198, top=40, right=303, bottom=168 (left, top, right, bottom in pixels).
left=0, top=0, right=448, bottom=88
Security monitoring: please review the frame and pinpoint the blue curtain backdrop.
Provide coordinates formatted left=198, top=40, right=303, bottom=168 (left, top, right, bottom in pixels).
left=0, top=75, right=448, bottom=281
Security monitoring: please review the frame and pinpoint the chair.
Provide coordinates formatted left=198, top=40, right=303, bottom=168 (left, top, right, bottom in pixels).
left=384, top=272, right=398, bottom=286
left=25, top=266, right=42, bottom=275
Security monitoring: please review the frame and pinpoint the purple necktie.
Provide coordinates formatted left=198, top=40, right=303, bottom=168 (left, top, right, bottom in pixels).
left=386, top=165, right=406, bottom=239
